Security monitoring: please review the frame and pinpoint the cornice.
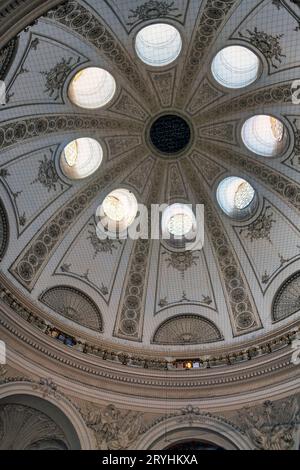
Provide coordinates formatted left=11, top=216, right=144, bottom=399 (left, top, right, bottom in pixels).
left=1, top=273, right=299, bottom=367
left=1, top=298, right=299, bottom=406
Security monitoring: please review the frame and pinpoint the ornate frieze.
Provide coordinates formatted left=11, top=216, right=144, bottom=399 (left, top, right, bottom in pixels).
left=194, top=82, right=292, bottom=125
left=0, top=114, right=143, bottom=152
left=0, top=276, right=299, bottom=372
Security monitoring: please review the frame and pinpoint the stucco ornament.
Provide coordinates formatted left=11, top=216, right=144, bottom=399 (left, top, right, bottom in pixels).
left=84, top=404, right=143, bottom=450
left=239, top=399, right=300, bottom=450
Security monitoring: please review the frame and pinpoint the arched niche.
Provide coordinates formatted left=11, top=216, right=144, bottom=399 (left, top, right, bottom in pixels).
left=0, top=382, right=93, bottom=449
left=136, top=414, right=253, bottom=450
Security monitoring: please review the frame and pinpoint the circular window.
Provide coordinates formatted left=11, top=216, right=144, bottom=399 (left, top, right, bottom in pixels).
left=162, top=203, right=197, bottom=245
left=61, top=138, right=103, bottom=180
left=217, top=177, right=257, bottom=219
left=211, top=46, right=261, bottom=89
left=68, top=67, right=116, bottom=109
left=99, top=189, right=138, bottom=234
left=135, top=23, right=182, bottom=66
left=242, top=115, right=288, bottom=157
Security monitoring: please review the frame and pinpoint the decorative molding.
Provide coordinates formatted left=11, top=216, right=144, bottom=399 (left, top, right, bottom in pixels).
left=198, top=140, right=300, bottom=215
left=0, top=289, right=298, bottom=380
left=186, top=77, right=225, bottom=115
left=0, top=37, right=17, bottom=81
left=0, top=200, right=9, bottom=262
left=182, top=157, right=262, bottom=336
left=0, top=114, right=142, bottom=152
left=176, top=0, right=238, bottom=107
left=195, top=82, right=292, bottom=124
left=113, top=161, right=166, bottom=341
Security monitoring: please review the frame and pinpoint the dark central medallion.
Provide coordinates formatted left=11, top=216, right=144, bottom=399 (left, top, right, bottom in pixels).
left=149, top=114, right=191, bottom=156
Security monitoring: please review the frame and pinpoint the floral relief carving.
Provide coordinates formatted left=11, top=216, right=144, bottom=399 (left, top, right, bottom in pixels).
left=87, top=223, right=122, bottom=257
left=187, top=78, right=224, bottom=115
left=239, top=399, right=300, bottom=450
left=40, top=56, right=80, bottom=101
left=110, top=90, right=148, bottom=122
left=164, top=251, right=199, bottom=278
left=83, top=404, right=144, bottom=450
left=127, top=1, right=181, bottom=26
left=31, top=152, right=64, bottom=192
left=239, top=28, right=286, bottom=68
left=239, top=206, right=276, bottom=243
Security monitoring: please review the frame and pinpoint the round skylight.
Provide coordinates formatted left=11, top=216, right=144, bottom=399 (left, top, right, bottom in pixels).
left=68, top=67, right=116, bottom=109
left=162, top=204, right=196, bottom=240
left=217, top=177, right=257, bottom=219
left=211, top=45, right=260, bottom=89
left=100, top=189, right=138, bottom=233
left=61, top=138, right=103, bottom=180
left=242, top=115, right=288, bottom=157
left=135, top=23, right=182, bottom=66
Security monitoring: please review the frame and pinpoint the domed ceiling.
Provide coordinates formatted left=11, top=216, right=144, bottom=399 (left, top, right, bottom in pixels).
left=0, top=0, right=300, bottom=367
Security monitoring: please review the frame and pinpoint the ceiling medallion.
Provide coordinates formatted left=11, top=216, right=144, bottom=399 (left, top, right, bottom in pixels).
left=146, top=113, right=194, bottom=158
